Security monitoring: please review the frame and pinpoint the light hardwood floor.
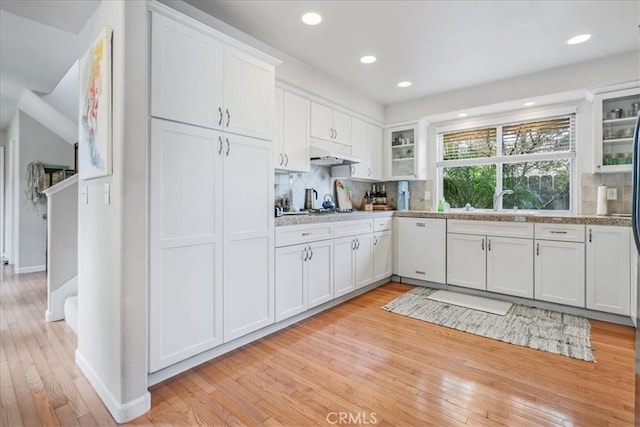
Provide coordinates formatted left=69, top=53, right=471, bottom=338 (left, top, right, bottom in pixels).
left=1, top=266, right=635, bottom=426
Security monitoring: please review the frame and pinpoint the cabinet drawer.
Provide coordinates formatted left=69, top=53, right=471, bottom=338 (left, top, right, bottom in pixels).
left=535, top=223, right=585, bottom=242
left=333, top=219, right=373, bottom=238
left=276, top=223, right=333, bottom=247
left=373, top=217, right=393, bottom=232
left=447, top=220, right=533, bottom=239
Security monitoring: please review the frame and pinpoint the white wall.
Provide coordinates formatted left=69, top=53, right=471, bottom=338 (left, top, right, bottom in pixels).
left=159, top=0, right=386, bottom=123
left=5, top=114, right=19, bottom=265
left=76, top=0, right=149, bottom=422
left=17, top=112, right=74, bottom=273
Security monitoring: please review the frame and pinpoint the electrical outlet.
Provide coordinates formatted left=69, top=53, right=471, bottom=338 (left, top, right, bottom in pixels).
left=424, top=191, right=431, bottom=200
left=104, top=183, right=110, bottom=205
left=607, top=188, right=617, bottom=200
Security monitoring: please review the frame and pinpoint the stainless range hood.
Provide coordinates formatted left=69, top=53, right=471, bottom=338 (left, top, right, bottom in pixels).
left=309, top=146, right=361, bottom=166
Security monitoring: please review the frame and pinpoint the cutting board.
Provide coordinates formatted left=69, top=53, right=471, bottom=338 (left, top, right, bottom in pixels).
left=334, top=180, right=352, bottom=209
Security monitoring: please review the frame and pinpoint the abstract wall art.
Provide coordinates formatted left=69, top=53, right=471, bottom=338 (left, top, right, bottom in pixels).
left=79, top=26, right=112, bottom=180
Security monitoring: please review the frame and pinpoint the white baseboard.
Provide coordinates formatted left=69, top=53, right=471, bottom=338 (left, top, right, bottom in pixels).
left=16, top=264, right=46, bottom=274
left=46, top=276, right=78, bottom=322
left=75, top=350, right=151, bottom=423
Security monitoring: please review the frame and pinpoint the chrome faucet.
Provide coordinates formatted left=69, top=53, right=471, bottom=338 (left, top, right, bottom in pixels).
left=493, top=189, right=514, bottom=211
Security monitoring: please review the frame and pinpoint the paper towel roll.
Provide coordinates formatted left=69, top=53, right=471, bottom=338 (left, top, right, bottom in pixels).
left=596, top=185, right=608, bottom=216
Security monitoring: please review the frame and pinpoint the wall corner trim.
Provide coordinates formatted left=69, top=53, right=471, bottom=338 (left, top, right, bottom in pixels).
left=75, top=350, right=151, bottom=423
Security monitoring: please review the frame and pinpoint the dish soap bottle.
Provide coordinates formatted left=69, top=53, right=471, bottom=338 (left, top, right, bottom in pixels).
left=437, top=199, right=444, bottom=212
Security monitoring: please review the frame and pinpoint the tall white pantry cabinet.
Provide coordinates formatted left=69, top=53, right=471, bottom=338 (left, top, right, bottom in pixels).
left=149, top=9, right=279, bottom=372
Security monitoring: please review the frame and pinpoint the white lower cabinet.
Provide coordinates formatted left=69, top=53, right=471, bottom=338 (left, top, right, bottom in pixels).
left=534, top=240, right=585, bottom=307
left=397, top=218, right=446, bottom=283
left=149, top=119, right=273, bottom=371
left=486, top=237, right=533, bottom=298
left=275, top=239, right=333, bottom=322
left=373, top=230, right=393, bottom=282
left=447, top=233, right=486, bottom=290
left=334, top=233, right=373, bottom=297
left=586, top=226, right=631, bottom=315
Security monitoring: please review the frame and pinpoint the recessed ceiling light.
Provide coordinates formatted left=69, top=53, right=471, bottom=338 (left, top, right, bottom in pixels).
left=360, top=55, right=377, bottom=64
left=458, top=113, right=468, bottom=117
left=524, top=101, right=536, bottom=106
left=567, top=34, right=591, bottom=45
left=302, top=12, right=322, bottom=26
left=397, top=81, right=412, bottom=88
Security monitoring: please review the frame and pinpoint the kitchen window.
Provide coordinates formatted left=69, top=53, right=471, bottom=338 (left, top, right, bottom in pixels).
left=437, top=109, right=576, bottom=211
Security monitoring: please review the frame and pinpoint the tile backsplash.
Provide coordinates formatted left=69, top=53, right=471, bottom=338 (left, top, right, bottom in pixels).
left=275, top=165, right=435, bottom=211
left=580, top=172, right=632, bottom=215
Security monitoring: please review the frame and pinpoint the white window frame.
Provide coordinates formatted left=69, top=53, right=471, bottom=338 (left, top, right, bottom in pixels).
left=436, top=106, right=578, bottom=213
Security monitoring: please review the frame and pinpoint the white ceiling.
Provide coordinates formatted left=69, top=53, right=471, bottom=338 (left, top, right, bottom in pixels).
left=184, top=0, right=640, bottom=106
left=0, top=1, right=99, bottom=129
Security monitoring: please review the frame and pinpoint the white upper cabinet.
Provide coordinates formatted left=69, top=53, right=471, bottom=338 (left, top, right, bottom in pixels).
left=367, top=123, right=383, bottom=180
left=592, top=87, right=639, bottom=173
left=151, top=12, right=223, bottom=130
left=151, top=11, right=276, bottom=141
left=350, top=117, right=368, bottom=178
left=223, top=47, right=275, bottom=141
left=586, top=226, right=631, bottom=315
left=275, top=88, right=310, bottom=172
left=385, top=123, right=426, bottom=180
left=310, top=101, right=352, bottom=147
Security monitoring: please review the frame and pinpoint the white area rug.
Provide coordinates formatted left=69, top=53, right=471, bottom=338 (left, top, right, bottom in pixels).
left=383, top=287, right=595, bottom=362
left=427, top=290, right=513, bottom=315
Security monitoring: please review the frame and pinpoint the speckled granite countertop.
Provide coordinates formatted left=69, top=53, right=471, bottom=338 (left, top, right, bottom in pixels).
left=276, top=210, right=631, bottom=227
left=275, top=211, right=393, bottom=226
left=395, top=211, right=631, bottom=226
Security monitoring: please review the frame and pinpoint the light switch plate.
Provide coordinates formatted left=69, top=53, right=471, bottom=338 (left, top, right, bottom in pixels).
left=80, top=185, right=88, bottom=204
left=607, top=188, right=617, bottom=200
left=104, top=183, right=110, bottom=205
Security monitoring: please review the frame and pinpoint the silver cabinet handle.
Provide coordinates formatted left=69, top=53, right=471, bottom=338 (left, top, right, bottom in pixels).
left=481, top=238, right=485, bottom=250
left=356, top=238, right=360, bottom=249
left=589, top=228, right=592, bottom=242
left=373, top=236, right=378, bottom=246
left=284, top=153, right=289, bottom=166
left=352, top=239, right=356, bottom=250
left=218, top=107, right=223, bottom=126
left=218, top=136, right=223, bottom=155
left=308, top=246, right=313, bottom=260
left=550, top=230, right=567, bottom=234
left=303, top=247, right=308, bottom=261
left=225, top=138, right=230, bottom=156
left=330, top=129, right=334, bottom=139
left=536, top=243, right=540, bottom=256
left=351, top=165, right=355, bottom=175
left=335, top=129, right=338, bottom=140
left=301, top=232, right=311, bottom=236
left=279, top=153, right=284, bottom=166
left=415, top=271, right=426, bottom=275
left=368, top=168, right=371, bottom=177
left=488, top=239, right=491, bottom=251
left=226, top=109, right=231, bottom=127
left=416, top=223, right=425, bottom=227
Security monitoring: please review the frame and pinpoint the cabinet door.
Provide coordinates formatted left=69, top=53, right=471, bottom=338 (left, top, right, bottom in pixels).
left=447, top=233, right=486, bottom=290
left=334, top=236, right=355, bottom=298
left=274, top=88, right=284, bottom=168
left=307, top=240, right=334, bottom=308
left=367, top=124, right=383, bottom=180
left=354, top=233, right=373, bottom=289
left=386, top=125, right=419, bottom=180
left=149, top=119, right=223, bottom=372
left=350, top=117, right=368, bottom=178
left=223, top=134, right=274, bottom=341
left=534, top=240, right=585, bottom=307
left=310, top=102, right=333, bottom=141
left=151, top=12, right=223, bottom=129
left=275, top=245, right=306, bottom=322
left=487, top=237, right=533, bottom=298
left=282, top=90, right=310, bottom=172
left=586, top=226, right=631, bottom=315
left=398, top=218, right=446, bottom=283
left=223, top=47, right=275, bottom=141
left=373, top=230, right=392, bottom=282
left=332, top=110, right=352, bottom=146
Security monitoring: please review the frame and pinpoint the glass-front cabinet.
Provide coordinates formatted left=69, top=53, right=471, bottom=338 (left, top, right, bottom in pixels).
left=593, top=87, right=640, bottom=173
left=385, top=123, right=426, bottom=180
